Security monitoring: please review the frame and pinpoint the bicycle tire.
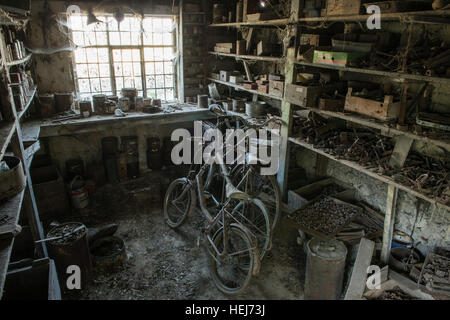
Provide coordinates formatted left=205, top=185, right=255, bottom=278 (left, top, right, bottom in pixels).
left=209, top=225, right=258, bottom=295
left=163, top=178, right=196, bottom=228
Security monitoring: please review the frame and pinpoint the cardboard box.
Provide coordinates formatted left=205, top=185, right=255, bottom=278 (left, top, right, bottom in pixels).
left=216, top=42, right=235, bottom=49
left=313, top=50, right=367, bottom=67
left=269, top=74, right=283, bottom=81
left=256, top=80, right=269, bottom=85
left=211, top=73, right=220, bottom=80
left=229, top=75, right=244, bottom=84
left=269, top=80, right=284, bottom=98
left=220, top=71, right=230, bottom=82
left=258, top=84, right=269, bottom=94
left=243, top=82, right=258, bottom=90
left=326, top=0, right=361, bottom=16
left=236, top=40, right=246, bottom=55
left=285, top=83, right=322, bottom=108
left=214, top=46, right=233, bottom=54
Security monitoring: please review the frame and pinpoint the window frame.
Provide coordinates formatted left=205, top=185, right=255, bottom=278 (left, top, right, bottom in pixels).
left=69, top=13, right=178, bottom=102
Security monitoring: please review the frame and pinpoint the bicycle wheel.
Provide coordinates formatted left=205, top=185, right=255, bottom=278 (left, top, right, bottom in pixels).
left=163, top=178, right=196, bottom=228
left=231, top=164, right=281, bottom=232
left=209, top=225, right=258, bottom=295
left=231, top=198, right=271, bottom=261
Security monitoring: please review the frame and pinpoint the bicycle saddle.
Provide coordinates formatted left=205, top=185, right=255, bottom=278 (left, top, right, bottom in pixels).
left=225, top=183, right=249, bottom=201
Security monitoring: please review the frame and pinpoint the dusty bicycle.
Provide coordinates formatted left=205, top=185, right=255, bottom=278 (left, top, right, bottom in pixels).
left=163, top=106, right=271, bottom=294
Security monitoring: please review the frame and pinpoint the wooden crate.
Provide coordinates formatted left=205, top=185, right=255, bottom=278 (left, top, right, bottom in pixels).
left=285, top=83, right=322, bottom=108
left=326, top=0, right=361, bottom=16
left=319, top=98, right=345, bottom=111
left=344, top=88, right=402, bottom=121
left=269, top=80, right=284, bottom=98
left=258, top=84, right=269, bottom=94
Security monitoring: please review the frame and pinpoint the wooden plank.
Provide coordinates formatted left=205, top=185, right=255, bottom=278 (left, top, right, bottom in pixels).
left=297, top=61, right=450, bottom=85
left=0, top=121, right=15, bottom=160
left=208, top=51, right=283, bottom=63
left=315, top=154, right=329, bottom=177
left=209, top=18, right=290, bottom=28
left=381, top=185, right=398, bottom=264
left=242, top=60, right=253, bottom=82
left=208, top=78, right=282, bottom=101
left=288, top=137, right=450, bottom=211
left=388, top=136, right=414, bottom=169
left=344, top=237, right=375, bottom=300
left=0, top=238, right=14, bottom=299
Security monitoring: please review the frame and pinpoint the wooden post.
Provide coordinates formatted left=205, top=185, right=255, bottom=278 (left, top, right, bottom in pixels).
left=277, top=0, right=299, bottom=198
left=178, top=0, right=185, bottom=103
left=381, top=184, right=398, bottom=264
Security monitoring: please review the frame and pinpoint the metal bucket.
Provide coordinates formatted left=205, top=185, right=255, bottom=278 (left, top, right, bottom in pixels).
left=118, top=97, right=130, bottom=112
left=245, top=101, right=266, bottom=117
left=198, top=95, right=209, bottom=109
left=79, top=100, right=92, bottom=118
left=69, top=176, right=89, bottom=209
left=232, top=99, right=245, bottom=112
left=54, top=92, right=74, bottom=113
left=304, top=238, right=347, bottom=300
left=90, top=236, right=127, bottom=273
left=0, top=156, right=26, bottom=202
left=47, top=222, right=93, bottom=291
left=92, top=94, right=106, bottom=114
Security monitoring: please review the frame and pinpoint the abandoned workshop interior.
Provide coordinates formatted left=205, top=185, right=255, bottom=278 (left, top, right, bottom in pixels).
left=0, top=0, right=449, bottom=302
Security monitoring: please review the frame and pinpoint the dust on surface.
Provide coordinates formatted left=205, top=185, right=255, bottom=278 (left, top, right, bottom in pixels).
left=78, top=185, right=306, bottom=300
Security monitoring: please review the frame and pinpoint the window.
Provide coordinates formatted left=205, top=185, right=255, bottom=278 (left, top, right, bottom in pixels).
left=68, top=14, right=176, bottom=102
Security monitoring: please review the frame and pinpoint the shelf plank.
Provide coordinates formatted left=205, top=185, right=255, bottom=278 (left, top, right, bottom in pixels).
left=289, top=137, right=450, bottom=211
left=297, top=61, right=450, bottom=85
left=208, top=78, right=283, bottom=101
left=0, top=237, right=14, bottom=299
left=5, top=54, right=31, bottom=67
left=297, top=107, right=450, bottom=151
left=0, top=121, right=15, bottom=160
left=295, top=9, right=450, bottom=23
left=0, top=187, right=26, bottom=242
left=209, top=51, right=284, bottom=63
left=21, top=120, right=41, bottom=143
left=17, top=86, right=37, bottom=119
left=209, top=18, right=290, bottom=28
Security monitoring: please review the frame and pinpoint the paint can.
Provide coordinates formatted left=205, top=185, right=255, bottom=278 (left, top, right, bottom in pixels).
left=118, top=97, right=130, bottom=112
left=54, top=92, right=74, bottom=113
left=92, top=94, right=106, bottom=114
left=79, top=100, right=92, bottom=118
left=104, top=100, right=117, bottom=114
left=121, top=88, right=137, bottom=109
left=47, top=222, right=92, bottom=292
left=304, top=238, right=347, bottom=300
left=135, top=97, right=144, bottom=111
left=223, top=100, right=233, bottom=111
left=152, top=98, right=162, bottom=107
left=69, top=176, right=89, bottom=209
left=245, top=101, right=266, bottom=117
left=232, top=99, right=246, bottom=112
left=143, top=98, right=152, bottom=107
left=0, top=156, right=26, bottom=202
left=198, top=95, right=209, bottom=109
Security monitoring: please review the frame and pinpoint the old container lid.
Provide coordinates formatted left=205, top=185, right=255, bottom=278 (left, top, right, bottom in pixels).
left=308, top=238, right=347, bottom=260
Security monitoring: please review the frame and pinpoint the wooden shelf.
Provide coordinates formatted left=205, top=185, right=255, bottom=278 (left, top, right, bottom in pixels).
left=208, top=51, right=284, bottom=63
left=0, top=121, right=15, bottom=160
left=208, top=78, right=283, bottom=101
left=295, top=9, right=450, bottom=23
left=296, top=107, right=450, bottom=151
left=0, top=237, right=14, bottom=299
left=21, top=120, right=41, bottom=143
left=289, top=137, right=450, bottom=211
left=297, top=61, right=450, bottom=85
left=5, top=54, right=31, bottom=68
left=18, top=86, right=37, bottom=119
left=209, top=18, right=290, bottom=28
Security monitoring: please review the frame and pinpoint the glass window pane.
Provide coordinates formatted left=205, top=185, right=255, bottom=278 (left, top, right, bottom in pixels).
left=69, top=16, right=84, bottom=31
left=155, top=62, right=164, bottom=75
left=79, top=79, right=90, bottom=92
left=86, top=48, right=98, bottom=63
left=147, top=90, right=156, bottom=98
left=154, top=48, right=164, bottom=61
left=146, top=75, right=156, bottom=88
left=98, top=48, right=109, bottom=63
left=101, top=78, right=111, bottom=92
left=112, top=49, right=121, bottom=62
left=110, top=32, right=120, bottom=45
left=74, top=48, right=87, bottom=63
left=156, top=89, right=165, bottom=100
left=122, top=62, right=133, bottom=76
left=116, top=77, right=124, bottom=91
left=165, top=75, right=173, bottom=87
left=120, top=32, right=131, bottom=45
left=85, top=31, right=96, bottom=46
left=96, top=32, right=108, bottom=45
left=133, top=63, right=141, bottom=76
left=144, top=48, right=154, bottom=61
left=88, top=64, right=99, bottom=77
left=163, top=33, right=173, bottom=46
left=163, top=47, right=174, bottom=60
left=76, top=64, right=88, bottom=77
left=72, top=32, right=85, bottom=46
left=155, top=75, right=164, bottom=88
left=153, top=33, right=163, bottom=45
left=164, top=61, right=173, bottom=74
left=143, top=32, right=153, bottom=45
left=132, top=49, right=140, bottom=61
left=114, top=63, right=123, bottom=76
left=122, top=49, right=132, bottom=62
left=123, top=77, right=134, bottom=88
left=99, top=64, right=110, bottom=77
left=90, top=78, right=101, bottom=93
left=166, top=88, right=174, bottom=101
left=145, top=62, right=155, bottom=75
left=134, top=77, right=143, bottom=90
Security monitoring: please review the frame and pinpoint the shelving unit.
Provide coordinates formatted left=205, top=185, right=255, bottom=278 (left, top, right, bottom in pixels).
left=0, top=11, right=45, bottom=299
left=206, top=2, right=450, bottom=265
left=207, top=77, right=283, bottom=100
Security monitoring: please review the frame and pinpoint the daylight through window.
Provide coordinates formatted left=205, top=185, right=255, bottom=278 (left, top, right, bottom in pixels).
left=68, top=14, right=176, bottom=102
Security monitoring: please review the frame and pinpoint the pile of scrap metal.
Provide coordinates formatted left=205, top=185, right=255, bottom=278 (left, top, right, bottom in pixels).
left=417, top=250, right=450, bottom=294
left=293, top=112, right=449, bottom=204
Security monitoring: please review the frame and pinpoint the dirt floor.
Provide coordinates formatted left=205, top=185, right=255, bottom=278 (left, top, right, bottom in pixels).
left=69, top=178, right=306, bottom=300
